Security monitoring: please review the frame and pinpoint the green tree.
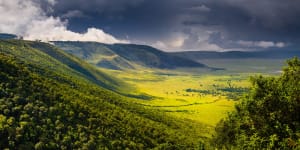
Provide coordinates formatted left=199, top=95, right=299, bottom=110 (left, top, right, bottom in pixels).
left=213, top=57, right=300, bottom=149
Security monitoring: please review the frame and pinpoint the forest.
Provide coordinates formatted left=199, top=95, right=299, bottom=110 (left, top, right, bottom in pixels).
left=212, top=58, right=300, bottom=149
left=0, top=40, right=203, bottom=149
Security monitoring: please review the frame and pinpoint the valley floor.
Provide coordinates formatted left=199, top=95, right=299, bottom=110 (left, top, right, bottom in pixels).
left=101, top=58, right=285, bottom=139
left=102, top=69, right=247, bottom=138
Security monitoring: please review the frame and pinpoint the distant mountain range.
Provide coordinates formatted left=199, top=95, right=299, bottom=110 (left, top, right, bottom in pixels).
left=54, top=41, right=207, bottom=70
left=171, top=49, right=300, bottom=60
left=0, top=33, right=17, bottom=39
left=1, top=33, right=300, bottom=70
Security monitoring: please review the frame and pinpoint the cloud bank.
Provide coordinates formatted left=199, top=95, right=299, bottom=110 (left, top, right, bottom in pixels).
left=45, top=0, right=297, bottom=51
left=237, top=40, right=285, bottom=49
left=0, top=0, right=128, bottom=44
left=1, top=0, right=297, bottom=51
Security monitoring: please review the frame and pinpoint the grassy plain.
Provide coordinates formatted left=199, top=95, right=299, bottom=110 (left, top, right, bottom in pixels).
left=101, top=58, right=285, bottom=139
left=103, top=68, right=249, bottom=126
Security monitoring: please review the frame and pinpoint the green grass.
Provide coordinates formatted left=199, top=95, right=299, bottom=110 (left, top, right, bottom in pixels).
left=103, top=68, right=249, bottom=127
left=101, top=58, right=285, bottom=137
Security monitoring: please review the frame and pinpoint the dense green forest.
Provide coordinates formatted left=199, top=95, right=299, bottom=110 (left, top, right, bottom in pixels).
left=212, top=58, right=300, bottom=149
left=0, top=40, right=205, bottom=149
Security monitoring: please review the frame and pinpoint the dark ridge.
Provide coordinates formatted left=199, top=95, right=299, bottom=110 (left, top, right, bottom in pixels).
left=108, top=43, right=207, bottom=69
left=0, top=33, right=17, bottom=39
left=171, top=50, right=300, bottom=60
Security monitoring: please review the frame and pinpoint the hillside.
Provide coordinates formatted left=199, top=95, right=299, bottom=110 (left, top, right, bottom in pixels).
left=0, top=39, right=205, bottom=149
left=54, top=41, right=135, bottom=70
left=0, top=40, right=125, bottom=92
left=54, top=41, right=207, bottom=70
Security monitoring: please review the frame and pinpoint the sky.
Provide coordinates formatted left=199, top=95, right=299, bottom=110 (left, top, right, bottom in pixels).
left=0, top=0, right=299, bottom=51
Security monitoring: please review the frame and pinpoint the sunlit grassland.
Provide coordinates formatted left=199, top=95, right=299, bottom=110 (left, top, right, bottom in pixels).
left=99, top=58, right=285, bottom=141
left=102, top=68, right=252, bottom=127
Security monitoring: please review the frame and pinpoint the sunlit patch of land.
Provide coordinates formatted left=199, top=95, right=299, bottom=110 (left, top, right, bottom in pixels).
left=99, top=58, right=285, bottom=141
left=102, top=67, right=251, bottom=126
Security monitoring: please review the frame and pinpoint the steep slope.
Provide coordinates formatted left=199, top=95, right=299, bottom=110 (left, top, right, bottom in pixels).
left=54, top=41, right=135, bottom=70
left=108, top=43, right=207, bottom=69
left=0, top=40, right=125, bottom=92
left=54, top=41, right=207, bottom=70
left=0, top=39, right=204, bottom=149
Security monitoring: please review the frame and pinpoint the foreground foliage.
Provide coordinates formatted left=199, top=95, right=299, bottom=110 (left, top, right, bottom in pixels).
left=0, top=40, right=203, bottom=149
left=213, top=57, right=300, bottom=149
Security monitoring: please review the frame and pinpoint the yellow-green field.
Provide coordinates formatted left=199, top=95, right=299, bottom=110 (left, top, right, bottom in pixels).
left=103, top=68, right=252, bottom=127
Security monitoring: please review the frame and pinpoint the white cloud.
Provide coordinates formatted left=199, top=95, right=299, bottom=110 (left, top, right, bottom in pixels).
left=152, top=30, right=222, bottom=51
left=152, top=33, right=187, bottom=50
left=152, top=41, right=167, bottom=49
left=0, top=0, right=128, bottom=44
left=46, top=0, right=56, bottom=6
left=0, top=0, right=41, bottom=35
left=61, top=10, right=86, bottom=19
left=168, top=35, right=186, bottom=48
left=237, top=40, right=286, bottom=48
left=189, top=5, right=211, bottom=12
left=275, top=42, right=285, bottom=48
left=256, top=41, right=276, bottom=48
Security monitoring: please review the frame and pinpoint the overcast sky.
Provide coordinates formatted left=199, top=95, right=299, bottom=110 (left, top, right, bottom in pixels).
left=0, top=0, right=299, bottom=51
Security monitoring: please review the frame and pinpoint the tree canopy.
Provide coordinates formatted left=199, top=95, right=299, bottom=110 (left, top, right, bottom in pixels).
left=0, top=41, right=203, bottom=149
left=213, top=57, right=300, bottom=149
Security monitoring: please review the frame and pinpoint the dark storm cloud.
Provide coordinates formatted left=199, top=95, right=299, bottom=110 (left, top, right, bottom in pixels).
left=44, top=0, right=300, bottom=51
left=216, top=0, right=300, bottom=29
left=50, top=0, right=143, bottom=15
left=203, top=0, right=300, bottom=42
